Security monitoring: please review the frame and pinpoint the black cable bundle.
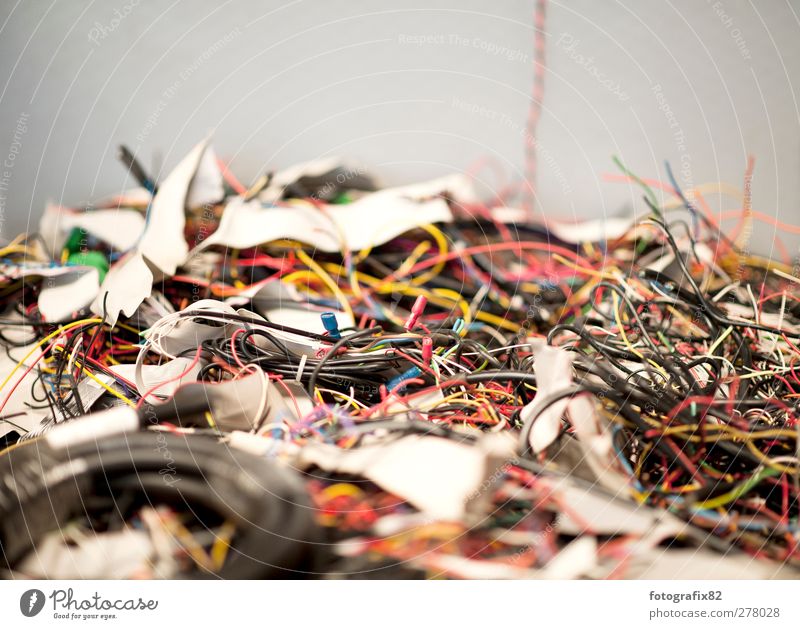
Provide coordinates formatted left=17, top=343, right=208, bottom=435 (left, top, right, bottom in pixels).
left=0, top=431, right=324, bottom=578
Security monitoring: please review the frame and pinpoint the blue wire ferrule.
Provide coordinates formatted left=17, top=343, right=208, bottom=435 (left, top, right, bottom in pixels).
left=386, top=366, right=422, bottom=392
left=320, top=312, right=341, bottom=339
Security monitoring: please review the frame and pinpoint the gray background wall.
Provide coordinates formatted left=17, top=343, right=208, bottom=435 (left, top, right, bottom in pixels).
left=1, top=0, right=798, bottom=257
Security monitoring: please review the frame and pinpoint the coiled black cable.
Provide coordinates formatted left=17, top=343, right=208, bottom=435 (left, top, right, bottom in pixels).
left=0, top=431, right=324, bottom=578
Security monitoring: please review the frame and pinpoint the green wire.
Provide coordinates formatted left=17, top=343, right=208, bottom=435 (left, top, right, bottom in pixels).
left=656, top=331, right=673, bottom=352
left=612, top=155, right=661, bottom=217
left=693, top=467, right=781, bottom=510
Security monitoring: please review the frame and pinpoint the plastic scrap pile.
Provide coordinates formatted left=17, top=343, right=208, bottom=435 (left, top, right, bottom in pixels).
left=0, top=139, right=799, bottom=579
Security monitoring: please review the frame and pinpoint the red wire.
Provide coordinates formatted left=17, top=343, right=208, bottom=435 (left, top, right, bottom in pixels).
left=0, top=338, right=59, bottom=414
left=229, top=327, right=247, bottom=369
left=136, top=346, right=203, bottom=408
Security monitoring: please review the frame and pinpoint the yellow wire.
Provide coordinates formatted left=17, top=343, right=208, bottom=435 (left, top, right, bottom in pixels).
left=707, top=325, right=733, bottom=355
left=395, top=240, right=431, bottom=280
left=211, top=521, right=237, bottom=570
left=0, top=245, right=28, bottom=258
left=321, top=483, right=364, bottom=500
left=317, top=259, right=520, bottom=332
left=114, top=322, right=143, bottom=335
left=551, top=253, right=616, bottom=281
left=296, top=249, right=354, bottom=322
left=281, top=270, right=323, bottom=288
left=410, top=224, right=449, bottom=286
left=0, top=435, right=41, bottom=457
left=165, top=517, right=214, bottom=571
left=0, top=318, right=102, bottom=397
left=71, top=359, right=136, bottom=408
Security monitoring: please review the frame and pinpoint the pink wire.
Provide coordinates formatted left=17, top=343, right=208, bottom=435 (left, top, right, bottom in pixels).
left=136, top=345, right=203, bottom=409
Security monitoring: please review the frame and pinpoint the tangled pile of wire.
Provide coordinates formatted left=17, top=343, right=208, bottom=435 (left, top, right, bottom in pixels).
left=0, top=148, right=799, bottom=578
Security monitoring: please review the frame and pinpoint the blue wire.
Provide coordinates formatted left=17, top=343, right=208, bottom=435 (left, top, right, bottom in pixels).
left=611, top=425, right=646, bottom=493
left=664, top=160, right=699, bottom=240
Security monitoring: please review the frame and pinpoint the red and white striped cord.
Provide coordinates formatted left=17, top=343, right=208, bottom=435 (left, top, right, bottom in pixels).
left=524, top=0, right=548, bottom=221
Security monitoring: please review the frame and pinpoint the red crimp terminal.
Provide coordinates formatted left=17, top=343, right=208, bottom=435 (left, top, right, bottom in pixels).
left=421, top=336, right=433, bottom=364
left=404, top=295, right=428, bottom=330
